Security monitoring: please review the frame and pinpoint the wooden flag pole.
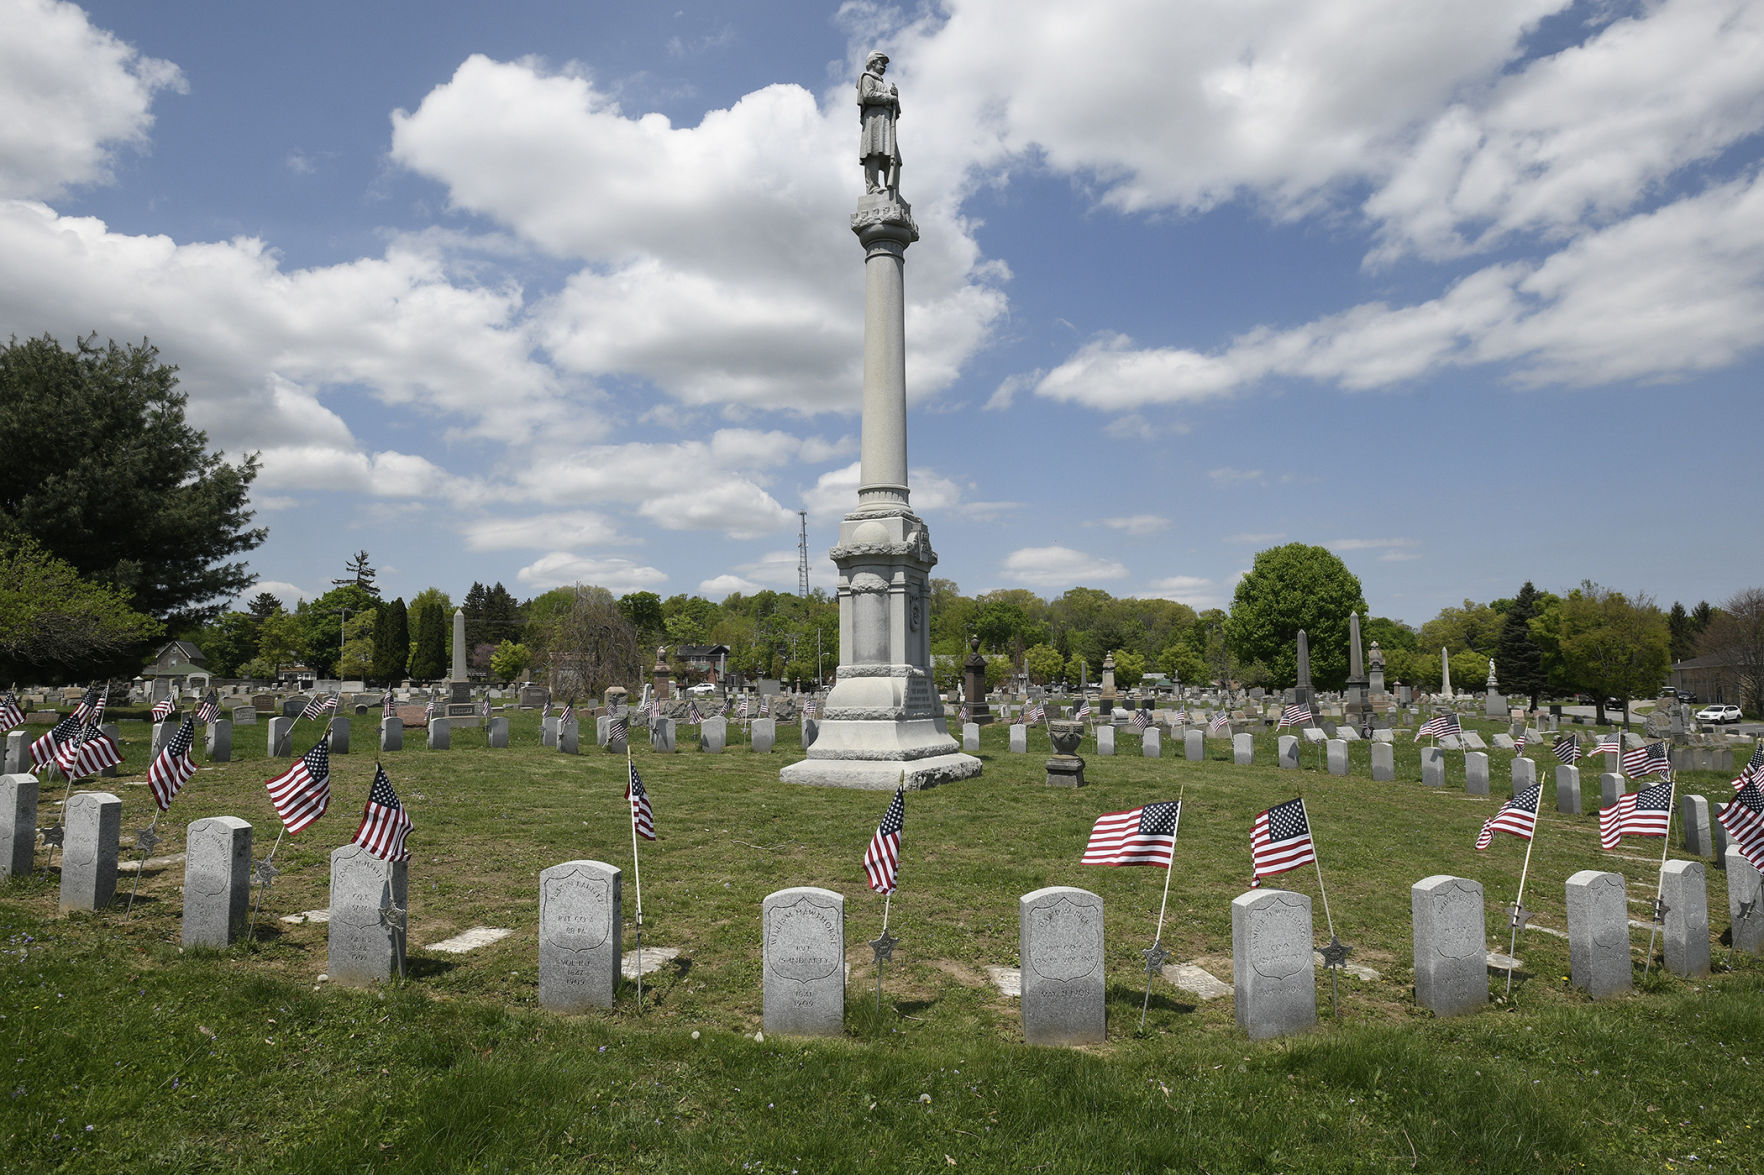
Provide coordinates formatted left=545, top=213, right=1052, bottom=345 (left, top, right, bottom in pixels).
left=124, top=809, right=161, bottom=919
left=1504, top=786, right=1543, bottom=997
left=246, top=824, right=287, bottom=946
left=626, top=741, right=645, bottom=1012
left=1139, top=782, right=1185, bottom=1031
left=1643, top=776, right=1678, bottom=979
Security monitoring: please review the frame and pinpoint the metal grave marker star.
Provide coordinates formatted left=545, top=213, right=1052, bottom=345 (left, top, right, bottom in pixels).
left=1141, top=939, right=1170, bottom=977
left=134, top=826, right=161, bottom=857
left=252, top=858, right=279, bottom=889
left=869, top=927, right=899, bottom=964
left=1320, top=935, right=1354, bottom=969
left=39, top=824, right=64, bottom=849
left=1506, top=902, right=1534, bottom=931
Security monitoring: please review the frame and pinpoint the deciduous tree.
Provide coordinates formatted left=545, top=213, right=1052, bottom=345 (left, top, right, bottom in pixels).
left=1224, top=543, right=1368, bottom=689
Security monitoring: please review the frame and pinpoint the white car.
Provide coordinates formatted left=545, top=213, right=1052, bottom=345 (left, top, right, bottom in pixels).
left=686, top=682, right=718, bottom=695
left=1696, top=704, right=1742, bottom=724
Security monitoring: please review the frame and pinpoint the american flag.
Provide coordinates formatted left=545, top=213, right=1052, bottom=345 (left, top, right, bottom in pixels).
left=424, top=698, right=436, bottom=722
left=1513, top=733, right=1527, bottom=756
left=194, top=691, right=220, bottom=724
left=53, top=723, right=121, bottom=778
left=149, top=695, right=177, bottom=722
left=1250, top=797, right=1316, bottom=886
left=1414, top=713, right=1461, bottom=742
left=30, top=713, right=82, bottom=769
left=801, top=696, right=818, bottom=718
left=959, top=703, right=970, bottom=725
left=686, top=700, right=704, bottom=724
left=1718, top=777, right=1764, bottom=871
left=1476, top=783, right=1541, bottom=850
left=300, top=692, right=338, bottom=720
left=382, top=691, right=396, bottom=719
left=1276, top=704, right=1309, bottom=729
left=264, top=732, right=332, bottom=835
left=1130, top=708, right=1151, bottom=732
left=351, top=763, right=413, bottom=862
left=1082, top=801, right=1180, bottom=867
left=1208, top=712, right=1230, bottom=736
left=1553, top=734, right=1580, bottom=765
left=147, top=716, right=198, bottom=811
left=759, top=695, right=771, bottom=717
left=86, top=688, right=108, bottom=728
left=0, top=691, right=23, bottom=731
left=1621, top=741, right=1672, bottom=779
left=637, top=698, right=654, bottom=721
left=70, top=684, right=102, bottom=722
left=1600, top=778, right=1674, bottom=849
left=627, top=759, right=654, bottom=841
left=1023, top=701, right=1046, bottom=724
left=481, top=696, right=492, bottom=720
left=1590, top=733, right=1622, bottom=758
left=1736, top=742, right=1764, bottom=791
left=541, top=694, right=553, bottom=720
left=559, top=701, right=574, bottom=724
left=1073, top=699, right=1091, bottom=721
left=609, top=713, right=629, bottom=744
left=862, top=787, right=905, bottom=892
left=736, top=697, right=750, bottom=720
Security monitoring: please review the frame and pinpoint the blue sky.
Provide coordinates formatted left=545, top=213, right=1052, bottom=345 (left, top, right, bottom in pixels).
left=3, top=0, right=1760, bottom=626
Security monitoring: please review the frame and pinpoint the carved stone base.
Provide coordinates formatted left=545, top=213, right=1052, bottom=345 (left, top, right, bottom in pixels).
left=780, top=748, right=981, bottom=791
left=1045, top=756, right=1087, bottom=787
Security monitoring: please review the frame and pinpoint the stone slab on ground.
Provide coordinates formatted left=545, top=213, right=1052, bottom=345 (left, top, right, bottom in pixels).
left=1163, top=962, right=1231, bottom=1001
left=986, top=965, right=1021, bottom=997
left=622, top=945, right=681, bottom=978
left=425, top=926, right=514, bottom=954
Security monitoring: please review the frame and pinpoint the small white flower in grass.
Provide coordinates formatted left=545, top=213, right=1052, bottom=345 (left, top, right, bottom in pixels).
left=691, top=1030, right=700, bottom=1040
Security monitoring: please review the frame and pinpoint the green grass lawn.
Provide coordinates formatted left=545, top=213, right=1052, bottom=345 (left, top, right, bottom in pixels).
left=2, top=712, right=1759, bottom=1173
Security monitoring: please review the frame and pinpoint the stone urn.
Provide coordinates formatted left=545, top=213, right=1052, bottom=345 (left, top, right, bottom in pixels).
left=1048, top=720, right=1084, bottom=756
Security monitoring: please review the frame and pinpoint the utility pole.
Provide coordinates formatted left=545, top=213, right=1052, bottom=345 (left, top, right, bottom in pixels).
left=797, top=509, right=810, bottom=598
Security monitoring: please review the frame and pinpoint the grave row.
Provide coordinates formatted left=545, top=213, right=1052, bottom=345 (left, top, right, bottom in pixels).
left=6, top=774, right=1759, bottom=1046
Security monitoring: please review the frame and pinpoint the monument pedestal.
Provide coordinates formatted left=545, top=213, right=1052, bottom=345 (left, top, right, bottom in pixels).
left=780, top=191, right=978, bottom=791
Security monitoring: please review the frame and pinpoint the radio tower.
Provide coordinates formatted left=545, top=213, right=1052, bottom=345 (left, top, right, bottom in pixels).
left=797, top=510, right=810, bottom=597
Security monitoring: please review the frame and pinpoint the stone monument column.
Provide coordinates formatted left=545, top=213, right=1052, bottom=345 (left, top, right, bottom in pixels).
left=652, top=647, right=671, bottom=703
left=1293, top=630, right=1313, bottom=711
left=961, top=636, right=992, bottom=726
left=782, top=55, right=980, bottom=790
left=1345, top=612, right=1370, bottom=724
left=445, top=607, right=475, bottom=723
left=1099, top=652, right=1117, bottom=717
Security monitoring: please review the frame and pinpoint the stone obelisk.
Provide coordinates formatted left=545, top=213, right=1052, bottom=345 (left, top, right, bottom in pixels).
left=1344, top=612, right=1370, bottom=725
left=782, top=52, right=980, bottom=790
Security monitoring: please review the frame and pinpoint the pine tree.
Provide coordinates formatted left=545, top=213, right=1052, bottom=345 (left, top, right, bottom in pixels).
left=333, top=550, right=379, bottom=598
left=409, top=599, right=447, bottom=680
left=1495, top=581, right=1545, bottom=708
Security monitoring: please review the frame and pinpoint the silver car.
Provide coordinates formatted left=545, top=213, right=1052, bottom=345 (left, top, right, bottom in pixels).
left=1696, top=704, right=1743, bottom=724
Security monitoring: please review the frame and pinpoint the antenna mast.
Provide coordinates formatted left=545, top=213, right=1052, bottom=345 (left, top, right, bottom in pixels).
left=797, top=509, right=810, bottom=597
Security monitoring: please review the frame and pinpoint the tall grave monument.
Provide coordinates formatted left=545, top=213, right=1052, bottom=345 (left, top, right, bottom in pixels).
left=1344, top=612, right=1370, bottom=726
left=782, top=52, right=981, bottom=790
left=445, top=608, right=478, bottom=726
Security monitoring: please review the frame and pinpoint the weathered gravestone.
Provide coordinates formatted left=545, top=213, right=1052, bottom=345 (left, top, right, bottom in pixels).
left=97, top=723, right=121, bottom=778
left=1464, top=752, right=1489, bottom=795
left=266, top=717, right=292, bottom=758
left=650, top=717, right=676, bottom=754
left=1711, top=803, right=1728, bottom=861
left=1600, top=772, right=1623, bottom=809
left=606, top=715, right=629, bottom=754
left=558, top=719, right=578, bottom=755
left=1008, top=724, right=1026, bottom=754
left=327, top=843, right=408, bottom=986
left=1556, top=765, right=1581, bottom=814
left=1276, top=735, right=1299, bottom=769
left=538, top=860, right=622, bottom=1012
left=1325, top=739, right=1349, bottom=776
left=751, top=718, right=776, bottom=754
left=4, top=730, right=26, bottom=775
left=1233, top=733, right=1254, bottom=766
left=1679, top=795, right=1710, bottom=857
left=380, top=716, right=402, bottom=752
left=762, top=886, right=844, bottom=1036
left=1096, top=726, right=1115, bottom=757
left=232, top=705, right=256, bottom=726
left=1727, top=848, right=1764, bottom=955
left=542, top=716, right=558, bottom=747
left=1232, top=889, right=1316, bottom=1040
left=1141, top=727, right=1161, bottom=758
left=488, top=716, right=510, bottom=748
left=59, top=791, right=121, bottom=913
left=151, top=721, right=174, bottom=760
left=428, top=718, right=450, bottom=751
left=1, top=773, right=38, bottom=879
left=961, top=722, right=980, bottom=752
left=1511, top=756, right=1536, bottom=796
left=1411, top=875, right=1486, bottom=1016
left=182, top=816, right=252, bottom=947
left=1185, top=729, right=1204, bottom=761
left=329, top=715, right=350, bottom=755
left=1660, top=859, right=1710, bottom=978
left=206, top=719, right=232, bottom=762
left=1565, top=870, right=1630, bottom=998
left=1371, top=741, right=1395, bottom=782
left=1421, top=747, right=1445, bottom=787
left=699, top=716, right=727, bottom=754
left=1018, top=886, right=1105, bottom=1046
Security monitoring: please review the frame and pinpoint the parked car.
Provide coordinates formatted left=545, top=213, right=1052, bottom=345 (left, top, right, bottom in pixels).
left=1696, top=703, right=1743, bottom=724
left=1675, top=690, right=1697, bottom=703
left=686, top=682, right=718, bottom=694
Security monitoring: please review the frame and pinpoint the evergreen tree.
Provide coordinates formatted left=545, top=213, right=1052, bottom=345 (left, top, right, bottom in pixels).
left=248, top=592, right=283, bottom=619
left=1667, top=602, right=1695, bottom=662
left=409, top=598, right=447, bottom=680
left=332, top=550, right=379, bottom=598
left=1495, top=581, right=1546, bottom=708
left=484, top=582, right=520, bottom=644
left=372, top=597, right=409, bottom=684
